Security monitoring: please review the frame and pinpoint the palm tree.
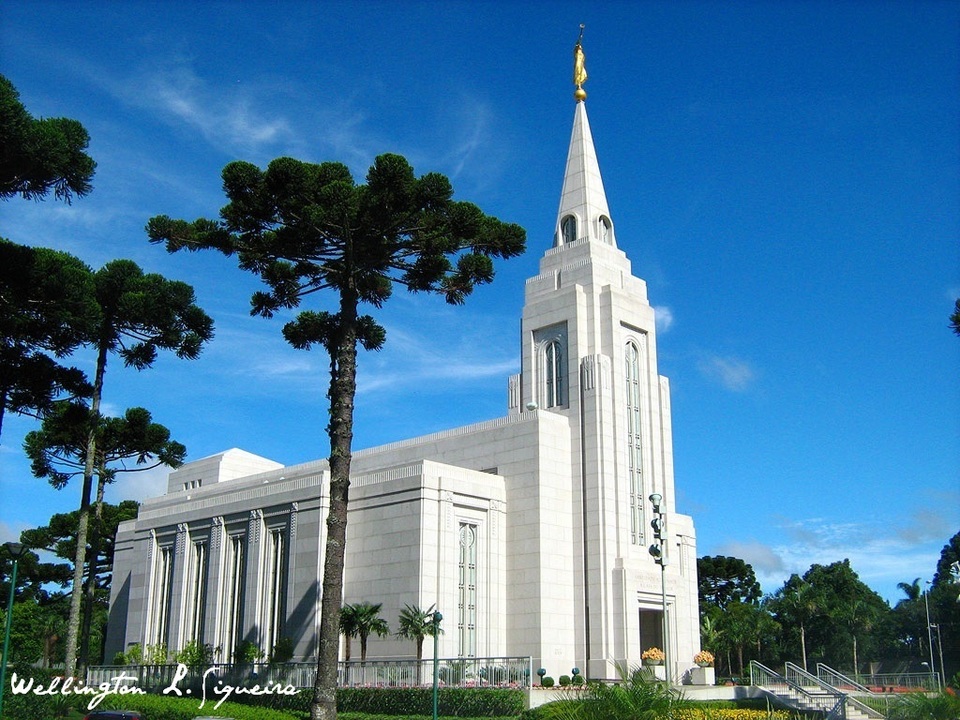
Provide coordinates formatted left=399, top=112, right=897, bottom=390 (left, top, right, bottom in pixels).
left=781, top=578, right=820, bottom=671
left=396, top=604, right=440, bottom=684
left=699, top=614, right=724, bottom=674
left=396, top=604, right=439, bottom=661
left=897, top=578, right=922, bottom=602
left=342, top=602, right=390, bottom=662
left=340, top=604, right=359, bottom=662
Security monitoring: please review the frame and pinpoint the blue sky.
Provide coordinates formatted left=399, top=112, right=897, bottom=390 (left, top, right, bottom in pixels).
left=1, top=0, right=957, bottom=604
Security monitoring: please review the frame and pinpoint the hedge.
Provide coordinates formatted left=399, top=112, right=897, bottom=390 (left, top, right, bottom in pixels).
left=1, top=666, right=74, bottom=720
left=231, top=685, right=524, bottom=717
left=96, top=692, right=304, bottom=719
left=520, top=706, right=794, bottom=720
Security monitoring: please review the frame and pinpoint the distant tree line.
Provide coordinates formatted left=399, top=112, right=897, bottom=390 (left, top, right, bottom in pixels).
left=697, top=531, right=960, bottom=684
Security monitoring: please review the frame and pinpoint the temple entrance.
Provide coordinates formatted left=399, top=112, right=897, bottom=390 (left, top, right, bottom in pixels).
left=639, top=607, right=664, bottom=653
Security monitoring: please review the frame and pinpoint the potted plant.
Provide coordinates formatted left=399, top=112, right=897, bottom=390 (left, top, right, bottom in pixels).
left=694, top=650, right=714, bottom=667
left=642, top=647, right=665, bottom=666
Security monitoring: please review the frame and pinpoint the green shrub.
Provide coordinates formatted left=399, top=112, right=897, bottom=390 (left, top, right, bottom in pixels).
left=541, top=676, right=555, bottom=688
left=887, top=690, right=960, bottom=720
left=571, top=674, right=585, bottom=686
left=175, top=639, right=215, bottom=667
left=121, top=642, right=144, bottom=665
left=97, top=691, right=301, bottom=719
left=234, top=639, right=265, bottom=664
left=144, top=642, right=169, bottom=664
left=1, top=665, right=80, bottom=720
left=229, top=685, right=523, bottom=717
left=270, top=636, right=295, bottom=664
left=558, top=674, right=571, bottom=686
left=533, top=665, right=689, bottom=720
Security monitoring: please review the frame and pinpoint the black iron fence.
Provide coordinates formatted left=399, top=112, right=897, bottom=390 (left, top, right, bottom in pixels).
left=86, top=656, right=533, bottom=691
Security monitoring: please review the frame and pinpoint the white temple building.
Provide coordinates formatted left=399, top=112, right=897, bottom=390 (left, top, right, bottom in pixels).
left=105, top=58, right=702, bottom=682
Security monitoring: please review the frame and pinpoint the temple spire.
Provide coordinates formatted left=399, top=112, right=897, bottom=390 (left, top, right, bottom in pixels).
left=555, top=27, right=615, bottom=248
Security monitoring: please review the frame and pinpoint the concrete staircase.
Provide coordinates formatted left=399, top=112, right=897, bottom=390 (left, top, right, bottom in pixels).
left=749, top=661, right=886, bottom=720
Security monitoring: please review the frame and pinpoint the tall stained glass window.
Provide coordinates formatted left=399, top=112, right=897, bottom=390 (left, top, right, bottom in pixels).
left=458, top=523, right=478, bottom=658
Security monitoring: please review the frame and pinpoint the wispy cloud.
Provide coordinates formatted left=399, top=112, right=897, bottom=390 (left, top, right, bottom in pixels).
left=357, top=323, right=517, bottom=396
left=654, top=305, right=674, bottom=333
left=105, top=463, right=170, bottom=504
left=0, top=519, right=29, bottom=545
left=441, top=97, right=493, bottom=180
left=698, top=354, right=756, bottom=391
left=132, top=64, right=294, bottom=156
left=716, top=504, right=958, bottom=601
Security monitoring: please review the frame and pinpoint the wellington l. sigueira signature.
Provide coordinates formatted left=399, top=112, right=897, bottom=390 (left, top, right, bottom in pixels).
left=10, top=664, right=300, bottom=711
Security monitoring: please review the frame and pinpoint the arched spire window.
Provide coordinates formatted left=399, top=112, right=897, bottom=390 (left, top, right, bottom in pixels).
left=599, top=215, right=613, bottom=244
left=534, top=323, right=567, bottom=410
left=561, top=215, right=577, bottom=245
left=544, top=340, right=564, bottom=407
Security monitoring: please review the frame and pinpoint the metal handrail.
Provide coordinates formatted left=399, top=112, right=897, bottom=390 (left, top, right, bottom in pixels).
left=854, top=671, right=939, bottom=692
left=750, top=661, right=846, bottom=720
left=786, top=662, right=885, bottom=719
left=817, top=662, right=873, bottom=694
left=87, top=656, right=534, bottom=690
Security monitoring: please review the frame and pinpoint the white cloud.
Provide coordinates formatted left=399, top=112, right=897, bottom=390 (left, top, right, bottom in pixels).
left=654, top=305, right=674, bottom=333
left=105, top=463, right=171, bottom=505
left=0, top=519, right=29, bottom=545
left=441, top=98, right=493, bottom=180
left=137, top=64, right=294, bottom=156
left=720, top=508, right=958, bottom=601
left=698, top=354, right=755, bottom=391
left=357, top=323, right=517, bottom=396
left=715, top=539, right=785, bottom=575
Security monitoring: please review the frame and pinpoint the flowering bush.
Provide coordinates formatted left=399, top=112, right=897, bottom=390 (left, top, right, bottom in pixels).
left=674, top=710, right=790, bottom=719
left=641, top=647, right=665, bottom=662
left=693, top=650, right=714, bottom=666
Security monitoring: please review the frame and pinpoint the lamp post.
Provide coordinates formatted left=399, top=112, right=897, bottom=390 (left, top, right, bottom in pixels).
left=648, top=493, right=670, bottom=686
left=930, top=623, right=946, bottom=689
left=432, top=611, right=443, bottom=720
left=1, top=542, right=28, bottom=719
left=923, top=586, right=939, bottom=690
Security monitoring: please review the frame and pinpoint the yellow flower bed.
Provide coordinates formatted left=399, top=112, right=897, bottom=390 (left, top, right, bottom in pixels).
left=675, top=709, right=791, bottom=720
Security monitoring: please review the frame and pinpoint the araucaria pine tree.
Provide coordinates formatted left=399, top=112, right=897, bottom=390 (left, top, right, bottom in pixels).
left=148, top=153, right=525, bottom=720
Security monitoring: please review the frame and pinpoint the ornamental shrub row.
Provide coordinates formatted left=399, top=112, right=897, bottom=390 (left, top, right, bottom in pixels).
left=228, top=685, right=525, bottom=717
left=674, top=709, right=792, bottom=720
left=1, top=666, right=71, bottom=720
left=96, top=691, right=303, bottom=720
left=520, top=704, right=793, bottom=720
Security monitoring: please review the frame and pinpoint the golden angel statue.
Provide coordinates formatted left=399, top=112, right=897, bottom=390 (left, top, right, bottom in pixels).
left=573, top=25, right=588, bottom=88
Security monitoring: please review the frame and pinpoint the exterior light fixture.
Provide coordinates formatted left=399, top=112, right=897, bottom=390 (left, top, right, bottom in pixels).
left=647, top=497, right=670, bottom=686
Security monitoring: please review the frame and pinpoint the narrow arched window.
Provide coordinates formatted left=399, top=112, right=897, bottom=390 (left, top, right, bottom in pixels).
left=599, top=215, right=613, bottom=244
left=545, top=340, right=564, bottom=407
left=625, top=340, right=644, bottom=544
left=561, top=215, right=577, bottom=244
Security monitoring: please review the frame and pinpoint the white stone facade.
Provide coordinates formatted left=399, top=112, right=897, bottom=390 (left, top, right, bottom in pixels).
left=105, top=96, right=701, bottom=682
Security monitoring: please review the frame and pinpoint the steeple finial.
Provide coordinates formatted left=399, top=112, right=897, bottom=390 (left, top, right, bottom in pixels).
left=573, top=25, right=587, bottom=102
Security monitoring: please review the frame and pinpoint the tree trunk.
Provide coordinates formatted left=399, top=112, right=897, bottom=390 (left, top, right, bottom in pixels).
left=800, top=622, right=808, bottom=672
left=311, top=291, right=359, bottom=720
left=415, top=637, right=424, bottom=685
left=79, top=461, right=107, bottom=666
left=0, top=386, right=7, bottom=438
left=64, top=341, right=107, bottom=678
